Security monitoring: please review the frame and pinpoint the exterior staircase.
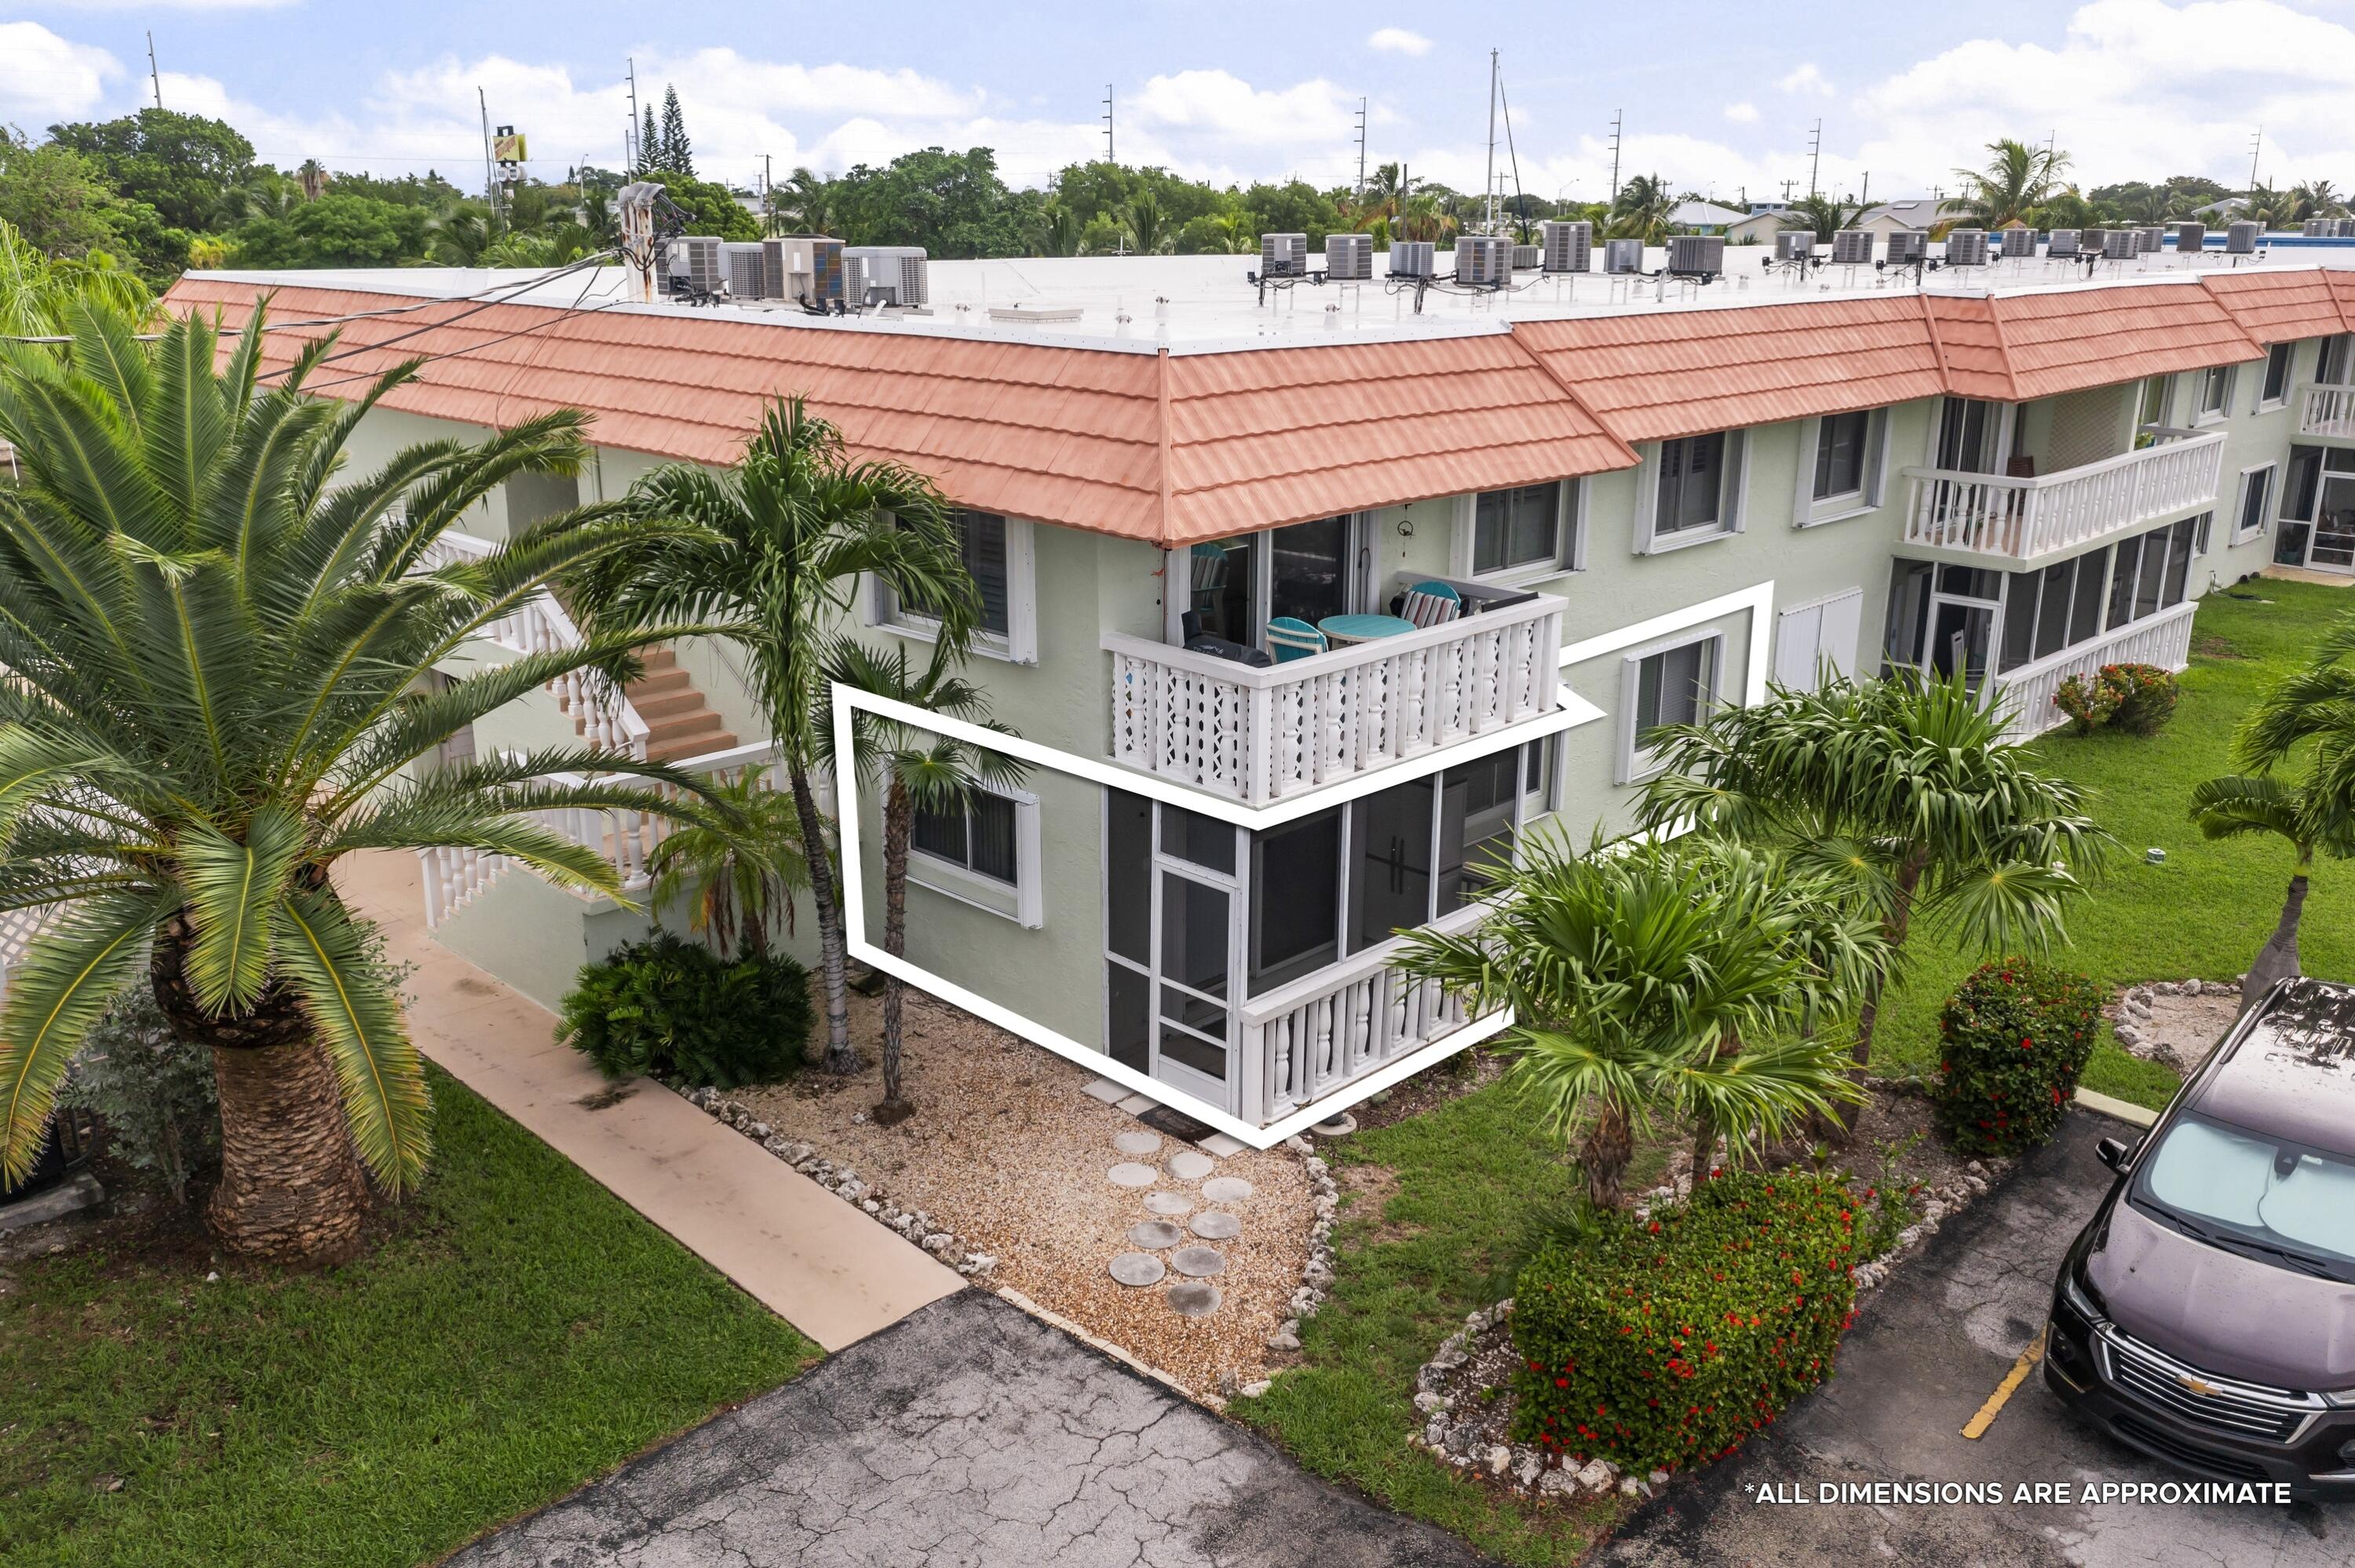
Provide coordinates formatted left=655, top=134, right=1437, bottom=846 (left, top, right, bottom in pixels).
left=613, top=648, right=736, bottom=764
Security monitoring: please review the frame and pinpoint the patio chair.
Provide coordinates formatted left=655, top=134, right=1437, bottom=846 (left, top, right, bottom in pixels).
left=1399, top=580, right=1463, bottom=629
left=1264, top=617, right=1328, bottom=662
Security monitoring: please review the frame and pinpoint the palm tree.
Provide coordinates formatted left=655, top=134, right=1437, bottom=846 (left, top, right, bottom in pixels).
left=1397, top=191, right=1459, bottom=244
left=772, top=168, right=838, bottom=237
left=1606, top=173, right=1676, bottom=244
left=429, top=206, right=495, bottom=267
left=647, top=768, right=809, bottom=959
left=2292, top=180, right=2342, bottom=221
left=1638, top=673, right=2109, bottom=1084
left=1033, top=201, right=1083, bottom=257
left=1950, top=138, right=2071, bottom=231
left=2189, top=776, right=2347, bottom=1011
left=1780, top=195, right=1867, bottom=245
left=1396, top=837, right=1874, bottom=1209
left=0, top=304, right=705, bottom=1262
left=0, top=221, right=152, bottom=337
left=564, top=399, right=977, bottom=1076
left=1123, top=192, right=1175, bottom=255
left=819, top=639, right=1020, bottom=1122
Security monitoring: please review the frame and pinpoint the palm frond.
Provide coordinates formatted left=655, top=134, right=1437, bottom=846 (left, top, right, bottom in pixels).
left=0, top=888, right=172, bottom=1185
left=276, top=889, right=432, bottom=1192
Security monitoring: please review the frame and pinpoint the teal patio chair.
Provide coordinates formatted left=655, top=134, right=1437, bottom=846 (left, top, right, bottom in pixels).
left=1264, top=616, right=1328, bottom=662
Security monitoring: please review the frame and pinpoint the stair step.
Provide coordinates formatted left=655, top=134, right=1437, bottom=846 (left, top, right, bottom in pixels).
left=636, top=647, right=678, bottom=671
left=645, top=712, right=727, bottom=743
left=647, top=727, right=738, bottom=764
left=625, top=669, right=692, bottom=697
left=630, top=690, right=706, bottom=720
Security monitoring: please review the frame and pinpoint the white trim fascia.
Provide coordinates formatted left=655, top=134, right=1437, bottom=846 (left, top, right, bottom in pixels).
left=1561, top=579, right=1776, bottom=707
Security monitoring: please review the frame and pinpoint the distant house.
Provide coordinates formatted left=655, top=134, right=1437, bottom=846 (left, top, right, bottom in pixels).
left=1726, top=210, right=1791, bottom=246
left=1856, top=199, right=1967, bottom=237
left=1667, top=199, right=1751, bottom=233
left=2194, top=195, right=2251, bottom=221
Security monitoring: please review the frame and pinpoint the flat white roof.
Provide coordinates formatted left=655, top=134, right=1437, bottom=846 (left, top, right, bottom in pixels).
left=191, top=240, right=2355, bottom=356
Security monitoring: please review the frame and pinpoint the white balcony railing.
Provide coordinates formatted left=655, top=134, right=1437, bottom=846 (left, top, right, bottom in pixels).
left=1104, top=594, right=1565, bottom=806
left=1989, top=601, right=2197, bottom=743
left=416, top=529, right=652, bottom=758
left=1899, top=432, right=2225, bottom=563
left=2298, top=382, right=2355, bottom=441
left=419, top=738, right=783, bottom=928
left=1241, top=903, right=1488, bottom=1124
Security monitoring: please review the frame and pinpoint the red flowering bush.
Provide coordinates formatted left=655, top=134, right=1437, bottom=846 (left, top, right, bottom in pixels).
left=1933, top=959, right=2101, bottom=1157
left=1507, top=1170, right=1859, bottom=1476
left=2053, top=662, right=2178, bottom=738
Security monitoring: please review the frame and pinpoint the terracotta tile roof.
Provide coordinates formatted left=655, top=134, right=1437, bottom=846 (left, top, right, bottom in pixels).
left=1921, top=295, right=2017, bottom=401
left=1508, top=297, right=1951, bottom=443
left=1934, top=284, right=2264, bottom=403
left=166, top=279, right=1634, bottom=547
left=2199, top=268, right=2353, bottom=345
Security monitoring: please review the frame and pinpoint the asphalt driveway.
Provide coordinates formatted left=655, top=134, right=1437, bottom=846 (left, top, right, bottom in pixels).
left=1597, top=1111, right=2353, bottom=1568
left=444, top=1288, right=1483, bottom=1568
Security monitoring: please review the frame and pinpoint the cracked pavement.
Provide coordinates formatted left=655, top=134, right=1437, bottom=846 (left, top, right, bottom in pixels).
left=1595, top=1114, right=2354, bottom=1568
left=445, top=1289, right=1483, bottom=1567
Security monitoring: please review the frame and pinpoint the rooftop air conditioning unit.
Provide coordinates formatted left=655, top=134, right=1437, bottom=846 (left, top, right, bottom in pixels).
left=2135, top=225, right=2166, bottom=254
left=2100, top=228, right=2139, bottom=260
left=844, top=246, right=928, bottom=307
left=1885, top=230, right=1928, bottom=265
left=1603, top=237, right=1644, bottom=274
left=1513, top=243, right=1541, bottom=270
left=2046, top=228, right=2081, bottom=259
left=721, top=242, right=768, bottom=299
left=673, top=235, right=725, bottom=295
left=1456, top=234, right=1512, bottom=285
left=761, top=235, right=839, bottom=302
left=1991, top=227, right=2034, bottom=259
left=2226, top=221, right=2262, bottom=254
left=2173, top=222, right=2206, bottom=257
left=1324, top=232, right=1371, bottom=281
left=2339, top=219, right=2355, bottom=239
left=1540, top=220, right=1591, bottom=272
left=1831, top=229, right=1874, bottom=264
left=1260, top=232, right=1308, bottom=277
left=2306, top=217, right=2331, bottom=238
left=1944, top=228, right=1989, bottom=267
left=1775, top=231, right=1813, bottom=262
left=1665, top=234, right=1725, bottom=277
left=1389, top=240, right=1437, bottom=279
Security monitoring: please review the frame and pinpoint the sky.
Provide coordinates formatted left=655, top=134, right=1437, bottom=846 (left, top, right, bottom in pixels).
left=3, top=0, right=2353, bottom=206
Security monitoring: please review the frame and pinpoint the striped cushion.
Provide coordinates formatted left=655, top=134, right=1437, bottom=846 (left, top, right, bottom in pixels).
left=1400, top=589, right=1462, bottom=628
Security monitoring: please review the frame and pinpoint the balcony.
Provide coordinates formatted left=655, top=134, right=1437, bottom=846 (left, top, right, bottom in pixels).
left=1989, top=601, right=2196, bottom=742
left=2297, top=382, right=2355, bottom=443
left=1102, top=592, right=1565, bottom=806
left=1898, top=432, right=2225, bottom=564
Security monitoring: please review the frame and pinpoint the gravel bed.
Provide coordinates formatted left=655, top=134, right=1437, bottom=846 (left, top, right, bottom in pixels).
left=731, top=987, right=1315, bottom=1398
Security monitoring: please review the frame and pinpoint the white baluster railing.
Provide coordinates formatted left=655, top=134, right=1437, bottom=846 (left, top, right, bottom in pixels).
left=1989, top=600, right=2198, bottom=742
left=1899, top=432, right=2225, bottom=562
left=2297, top=383, right=2355, bottom=441
left=0, top=903, right=53, bottom=997
left=414, top=529, right=652, bottom=759
left=418, top=739, right=785, bottom=928
left=1243, top=903, right=1488, bottom=1123
left=1103, top=593, right=1565, bottom=806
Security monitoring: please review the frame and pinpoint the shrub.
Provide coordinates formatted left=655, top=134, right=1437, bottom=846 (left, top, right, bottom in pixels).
left=2052, top=662, right=2178, bottom=737
left=61, top=987, right=218, bottom=1206
left=1508, top=1170, right=1860, bottom=1476
left=1933, top=959, right=2102, bottom=1157
left=558, top=932, right=812, bottom=1088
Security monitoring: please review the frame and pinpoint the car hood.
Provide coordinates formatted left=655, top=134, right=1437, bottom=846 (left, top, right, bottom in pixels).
left=2087, top=1198, right=2355, bottom=1391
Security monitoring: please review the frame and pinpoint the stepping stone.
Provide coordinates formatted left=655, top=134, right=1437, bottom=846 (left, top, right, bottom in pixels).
left=1081, top=1078, right=1128, bottom=1105
left=1109, top=1252, right=1167, bottom=1287
left=1201, top=1176, right=1254, bottom=1205
left=1201, top=1132, right=1247, bottom=1158
left=1114, top=1092, right=1157, bottom=1114
left=1130, top=1220, right=1185, bottom=1249
left=1108, top=1162, right=1158, bottom=1188
left=1114, top=1130, right=1162, bottom=1157
left=1143, top=1191, right=1195, bottom=1216
left=1170, top=1245, right=1227, bottom=1278
left=1189, top=1210, right=1240, bottom=1240
left=1168, top=1150, right=1215, bottom=1180
left=1167, top=1281, right=1221, bottom=1318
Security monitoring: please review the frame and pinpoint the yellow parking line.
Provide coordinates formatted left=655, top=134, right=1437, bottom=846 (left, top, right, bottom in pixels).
left=1962, top=1324, right=2049, bottom=1440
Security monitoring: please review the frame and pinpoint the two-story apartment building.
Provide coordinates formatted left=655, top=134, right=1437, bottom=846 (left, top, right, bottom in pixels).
left=164, top=250, right=2355, bottom=1147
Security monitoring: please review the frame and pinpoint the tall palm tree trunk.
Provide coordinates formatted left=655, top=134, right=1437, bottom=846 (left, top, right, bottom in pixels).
left=784, top=756, right=856, bottom=1074
left=151, top=921, right=368, bottom=1265
left=875, top=778, right=915, bottom=1125
left=2243, top=870, right=2309, bottom=1012
left=1853, top=850, right=1929, bottom=1071
left=1580, top=1102, right=1634, bottom=1210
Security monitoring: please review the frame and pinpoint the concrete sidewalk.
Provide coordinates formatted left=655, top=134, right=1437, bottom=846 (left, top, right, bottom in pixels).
left=341, top=851, right=964, bottom=1352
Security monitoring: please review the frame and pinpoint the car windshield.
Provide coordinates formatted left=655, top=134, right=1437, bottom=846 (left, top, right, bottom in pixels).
left=2130, top=1110, right=2355, bottom=1282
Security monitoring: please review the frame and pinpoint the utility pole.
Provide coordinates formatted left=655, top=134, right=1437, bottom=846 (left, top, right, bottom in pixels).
left=1484, top=49, right=1499, bottom=234
left=2248, top=126, right=2264, bottom=193
left=146, top=31, right=163, bottom=111
left=1354, top=97, right=1367, bottom=198
left=1608, top=109, right=1623, bottom=204
left=763, top=153, right=773, bottom=235
left=1808, top=118, right=1822, bottom=199
left=1860, top=170, right=1870, bottom=206
left=479, top=87, right=498, bottom=235
left=1103, top=84, right=1115, bottom=162
left=626, top=60, right=641, bottom=173
left=1781, top=178, right=1795, bottom=202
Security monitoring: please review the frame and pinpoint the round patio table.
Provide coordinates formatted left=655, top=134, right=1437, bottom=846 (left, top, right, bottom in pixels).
left=1318, top=613, right=1418, bottom=647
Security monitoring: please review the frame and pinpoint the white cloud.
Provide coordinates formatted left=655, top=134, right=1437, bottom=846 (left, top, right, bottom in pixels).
left=1366, top=27, right=1433, bottom=57
left=0, top=22, right=119, bottom=125
left=1778, top=63, right=1834, bottom=96
left=1723, top=101, right=1759, bottom=124
left=1128, top=69, right=1361, bottom=156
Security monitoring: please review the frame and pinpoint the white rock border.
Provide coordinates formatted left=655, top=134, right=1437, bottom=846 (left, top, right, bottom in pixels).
left=2109, top=975, right=2244, bottom=1062
left=675, top=1085, right=999, bottom=1280
left=1257, top=1134, right=1339, bottom=1360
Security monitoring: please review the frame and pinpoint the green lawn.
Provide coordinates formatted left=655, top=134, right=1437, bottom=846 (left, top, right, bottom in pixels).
left=1240, top=580, right=2355, bottom=1563
left=0, top=1069, right=819, bottom=1568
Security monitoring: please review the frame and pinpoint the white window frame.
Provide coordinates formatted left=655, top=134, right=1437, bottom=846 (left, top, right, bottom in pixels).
left=907, top=782, right=1044, bottom=928
left=2234, top=462, right=2276, bottom=545
left=868, top=513, right=1039, bottom=665
left=2193, top=363, right=2234, bottom=426
left=2256, top=342, right=2295, bottom=412
left=1451, top=480, right=1587, bottom=585
left=1634, top=432, right=1750, bottom=554
left=1616, top=629, right=1724, bottom=784
left=1792, top=409, right=1892, bottom=527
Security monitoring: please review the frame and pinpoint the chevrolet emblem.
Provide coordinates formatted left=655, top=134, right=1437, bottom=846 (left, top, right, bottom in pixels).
left=2176, top=1373, right=2221, bottom=1397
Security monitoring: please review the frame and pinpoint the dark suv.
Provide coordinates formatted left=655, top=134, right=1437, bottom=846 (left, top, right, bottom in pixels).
left=2047, top=978, right=2355, bottom=1493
